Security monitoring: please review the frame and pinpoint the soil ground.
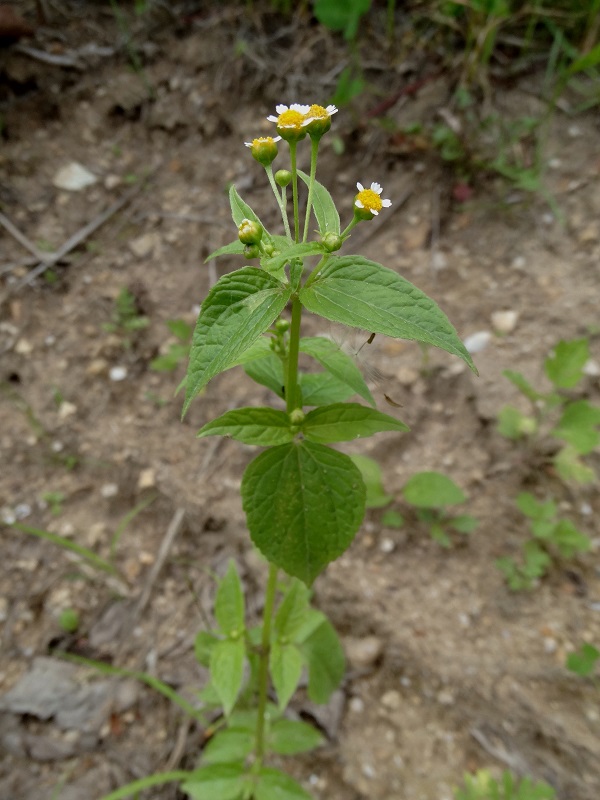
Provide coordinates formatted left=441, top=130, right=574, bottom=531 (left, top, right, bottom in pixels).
left=0, top=3, right=599, bottom=799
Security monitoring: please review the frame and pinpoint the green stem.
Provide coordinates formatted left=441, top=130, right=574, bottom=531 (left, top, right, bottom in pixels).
left=285, top=296, right=302, bottom=412
left=265, top=164, right=291, bottom=240
left=289, top=141, right=300, bottom=243
left=254, top=562, right=279, bottom=764
left=302, top=137, right=319, bottom=242
left=340, top=216, right=360, bottom=239
left=303, top=254, right=329, bottom=290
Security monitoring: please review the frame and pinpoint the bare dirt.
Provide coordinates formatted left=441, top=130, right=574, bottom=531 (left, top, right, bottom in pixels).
left=0, top=3, right=599, bottom=800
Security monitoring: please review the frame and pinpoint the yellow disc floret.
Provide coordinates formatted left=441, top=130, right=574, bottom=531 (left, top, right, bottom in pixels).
left=356, top=189, right=383, bottom=214
left=354, top=181, right=392, bottom=220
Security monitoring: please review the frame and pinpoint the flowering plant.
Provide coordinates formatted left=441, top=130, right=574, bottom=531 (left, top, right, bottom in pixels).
left=102, top=103, right=476, bottom=800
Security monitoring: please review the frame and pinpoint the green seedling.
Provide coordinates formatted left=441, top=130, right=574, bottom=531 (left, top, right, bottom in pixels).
left=455, top=768, right=556, bottom=800
left=101, top=102, right=476, bottom=799
left=566, top=642, right=600, bottom=679
left=498, top=337, right=600, bottom=485
left=103, top=287, right=150, bottom=348
left=42, top=491, right=65, bottom=516
left=401, top=471, right=477, bottom=547
left=58, top=608, right=80, bottom=634
left=496, top=491, right=591, bottom=590
left=150, top=319, right=193, bottom=373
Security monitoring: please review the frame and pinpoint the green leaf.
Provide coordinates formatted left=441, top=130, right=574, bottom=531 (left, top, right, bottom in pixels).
left=254, top=767, right=313, bottom=800
left=274, top=580, right=311, bottom=641
left=297, top=170, right=340, bottom=235
left=198, top=408, right=293, bottom=446
left=262, top=242, right=324, bottom=274
left=429, top=522, right=451, bottom=548
left=551, top=519, right=590, bottom=558
left=516, top=492, right=556, bottom=522
left=215, top=561, right=245, bottom=636
left=299, top=256, right=476, bottom=372
left=205, top=240, right=246, bottom=262
left=566, top=643, right=600, bottom=676
left=349, top=454, right=392, bottom=509
left=300, top=335, right=375, bottom=406
left=183, top=268, right=292, bottom=415
left=269, top=641, right=304, bottom=710
left=544, top=338, right=589, bottom=389
left=302, top=403, right=408, bottom=444
left=502, top=369, right=544, bottom=403
left=244, top=354, right=285, bottom=398
left=299, top=618, right=345, bottom=704
left=228, top=185, right=271, bottom=241
left=450, top=514, right=477, bottom=534
left=228, top=337, right=274, bottom=368
left=166, top=319, right=193, bottom=340
left=269, top=719, right=324, bottom=755
left=497, top=405, right=537, bottom=439
left=194, top=631, right=220, bottom=667
left=552, top=399, right=600, bottom=454
left=402, top=471, right=466, bottom=508
left=312, top=0, right=372, bottom=40
left=201, top=729, right=253, bottom=765
left=210, top=639, right=245, bottom=715
left=521, top=540, right=552, bottom=580
left=182, top=764, right=248, bottom=800
left=381, top=509, right=404, bottom=528
left=241, top=441, right=365, bottom=585
left=553, top=445, right=596, bottom=485
left=299, top=371, right=354, bottom=405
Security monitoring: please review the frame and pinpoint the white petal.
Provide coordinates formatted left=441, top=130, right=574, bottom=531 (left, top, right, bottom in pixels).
left=355, top=199, right=364, bottom=208
left=382, top=199, right=392, bottom=207
left=273, top=136, right=282, bottom=142
left=275, top=104, right=289, bottom=114
left=244, top=141, right=252, bottom=147
left=356, top=182, right=364, bottom=191
left=301, top=116, right=316, bottom=126
left=290, top=103, right=310, bottom=113
left=371, top=209, right=379, bottom=215
left=371, top=182, right=382, bottom=194
left=326, top=105, right=338, bottom=114
left=267, top=115, right=278, bottom=122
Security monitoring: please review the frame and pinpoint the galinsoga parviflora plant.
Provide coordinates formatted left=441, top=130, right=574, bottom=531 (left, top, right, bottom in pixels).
left=178, top=102, right=477, bottom=800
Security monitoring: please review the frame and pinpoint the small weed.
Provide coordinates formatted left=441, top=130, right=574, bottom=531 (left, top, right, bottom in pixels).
left=455, top=768, right=556, bottom=800
left=150, top=319, right=193, bottom=373
left=103, top=287, right=150, bottom=348
left=498, top=337, right=600, bottom=485
left=401, top=471, right=477, bottom=547
left=58, top=608, right=80, bottom=633
left=496, top=492, right=590, bottom=590
left=566, top=642, right=600, bottom=678
left=42, top=491, right=65, bottom=516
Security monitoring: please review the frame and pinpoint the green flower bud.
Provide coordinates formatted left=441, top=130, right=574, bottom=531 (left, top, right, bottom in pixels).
left=262, top=243, right=275, bottom=257
left=275, top=318, right=290, bottom=332
left=238, top=219, right=263, bottom=246
left=289, top=409, right=305, bottom=426
left=244, top=136, right=281, bottom=167
left=321, top=232, right=343, bottom=252
left=275, top=169, right=292, bottom=188
left=244, top=244, right=260, bottom=259
left=303, top=104, right=338, bottom=139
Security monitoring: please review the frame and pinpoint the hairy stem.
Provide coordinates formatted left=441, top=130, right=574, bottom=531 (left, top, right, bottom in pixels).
left=254, top=562, right=279, bottom=764
left=285, top=296, right=302, bottom=412
left=265, top=164, right=291, bottom=240
left=302, top=137, right=319, bottom=242
left=289, top=141, right=299, bottom=243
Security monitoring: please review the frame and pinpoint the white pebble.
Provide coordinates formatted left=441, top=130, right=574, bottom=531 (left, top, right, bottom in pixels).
left=580, top=502, right=592, bottom=516
left=53, top=162, right=97, bottom=191
left=583, top=359, right=600, bottom=377
left=463, top=331, right=492, bottom=354
left=380, top=689, right=401, bottom=709
left=101, top=483, right=119, bottom=498
left=491, top=310, right=518, bottom=335
left=14, top=503, right=32, bottom=520
left=511, top=255, right=526, bottom=270
left=544, top=637, right=557, bottom=654
left=349, top=696, right=365, bottom=713
left=380, top=537, right=395, bottom=554
left=109, top=365, right=128, bottom=381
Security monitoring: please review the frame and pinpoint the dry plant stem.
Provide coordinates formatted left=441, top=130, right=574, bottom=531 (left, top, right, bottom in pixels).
left=254, top=562, right=279, bottom=767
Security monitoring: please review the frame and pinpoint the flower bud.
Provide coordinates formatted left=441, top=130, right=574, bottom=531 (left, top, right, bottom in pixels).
left=275, top=169, right=292, bottom=188
left=303, top=104, right=338, bottom=139
left=244, top=244, right=260, bottom=259
left=289, top=409, right=305, bottom=426
left=238, top=219, right=263, bottom=246
left=244, top=136, right=281, bottom=167
left=321, top=232, right=343, bottom=252
left=275, top=318, right=290, bottom=333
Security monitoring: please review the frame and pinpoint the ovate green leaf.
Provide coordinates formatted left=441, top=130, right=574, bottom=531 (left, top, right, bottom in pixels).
left=241, top=441, right=365, bottom=585
left=303, top=402, right=408, bottom=443
left=215, top=561, right=245, bottom=636
left=269, top=719, right=324, bottom=755
left=551, top=399, right=600, bottom=454
left=254, top=767, right=313, bottom=800
left=300, top=256, right=476, bottom=372
left=198, top=408, right=293, bottom=446
left=349, top=454, right=392, bottom=508
left=244, top=354, right=285, bottom=398
left=274, top=580, right=311, bottom=641
left=183, top=268, right=292, bottom=415
left=182, top=763, right=248, bottom=800
left=269, top=641, right=304, bottom=710
left=262, top=242, right=324, bottom=274
left=194, top=631, right=219, bottom=667
left=201, top=729, right=253, bottom=765
left=210, top=639, right=245, bottom=715
left=566, top=643, right=600, bottom=676
left=299, top=371, right=354, bottom=405
left=300, top=335, right=375, bottom=406
left=229, top=185, right=271, bottom=242
left=299, top=618, right=345, bottom=704
left=544, top=338, right=589, bottom=389
left=297, top=170, right=340, bottom=235
left=402, top=471, right=466, bottom=508
left=553, top=445, right=596, bottom=485
left=205, top=241, right=246, bottom=262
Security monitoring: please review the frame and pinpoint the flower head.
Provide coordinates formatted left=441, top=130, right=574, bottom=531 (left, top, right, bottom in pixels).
left=244, top=135, right=281, bottom=166
left=303, top=104, right=338, bottom=138
left=267, top=103, right=310, bottom=142
left=238, top=218, right=263, bottom=246
left=354, top=182, right=392, bottom=220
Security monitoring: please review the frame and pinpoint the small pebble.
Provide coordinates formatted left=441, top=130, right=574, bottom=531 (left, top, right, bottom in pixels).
left=53, top=162, right=97, bottom=191
left=544, top=637, right=558, bottom=654
left=379, top=537, right=395, bottom=554
left=380, top=689, right=401, bottom=710
left=580, top=502, right=592, bottom=516
left=432, top=251, right=448, bottom=271
left=464, top=331, right=492, bottom=354
left=349, top=696, right=365, bottom=713
left=583, top=359, right=600, bottom=377
left=101, top=483, right=119, bottom=498
left=345, top=635, right=384, bottom=669
left=511, top=255, right=526, bottom=270
left=109, top=365, right=128, bottom=381
left=14, top=503, right=32, bottom=520
left=58, top=401, right=77, bottom=419
left=15, top=338, right=33, bottom=355
left=137, top=468, right=156, bottom=490
left=491, top=310, right=518, bottom=335
left=437, top=689, right=455, bottom=705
